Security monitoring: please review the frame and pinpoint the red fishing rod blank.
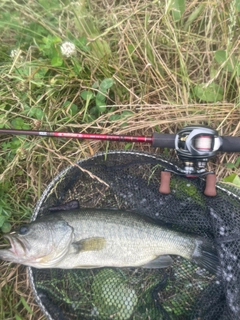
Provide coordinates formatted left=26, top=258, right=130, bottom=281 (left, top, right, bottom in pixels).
left=0, top=128, right=153, bottom=144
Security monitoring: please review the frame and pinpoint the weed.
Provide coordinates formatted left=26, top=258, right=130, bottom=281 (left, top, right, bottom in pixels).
left=223, top=156, right=240, bottom=188
left=80, top=78, right=114, bottom=121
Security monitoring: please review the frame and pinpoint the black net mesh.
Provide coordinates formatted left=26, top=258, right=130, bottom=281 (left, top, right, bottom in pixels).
left=28, top=151, right=240, bottom=320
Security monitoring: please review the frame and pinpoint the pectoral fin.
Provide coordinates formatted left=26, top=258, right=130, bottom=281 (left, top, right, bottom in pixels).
left=141, top=255, right=173, bottom=269
left=72, top=237, right=106, bottom=252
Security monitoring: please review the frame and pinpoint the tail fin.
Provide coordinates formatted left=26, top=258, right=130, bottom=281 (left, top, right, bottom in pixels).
left=192, top=239, right=220, bottom=274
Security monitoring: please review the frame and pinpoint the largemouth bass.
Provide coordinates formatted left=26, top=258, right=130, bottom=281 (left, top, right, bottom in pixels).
left=0, top=209, right=218, bottom=273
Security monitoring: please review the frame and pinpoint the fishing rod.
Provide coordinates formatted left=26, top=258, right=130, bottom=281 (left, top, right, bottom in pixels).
left=0, top=126, right=239, bottom=150
left=1, top=126, right=240, bottom=196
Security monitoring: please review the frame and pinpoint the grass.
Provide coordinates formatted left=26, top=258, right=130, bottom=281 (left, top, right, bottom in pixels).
left=0, top=0, right=239, bottom=318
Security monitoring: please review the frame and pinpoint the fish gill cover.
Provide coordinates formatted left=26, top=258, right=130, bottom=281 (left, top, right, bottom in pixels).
left=29, top=151, right=240, bottom=320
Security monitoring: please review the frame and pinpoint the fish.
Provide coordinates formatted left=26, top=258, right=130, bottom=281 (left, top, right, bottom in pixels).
left=0, top=208, right=219, bottom=273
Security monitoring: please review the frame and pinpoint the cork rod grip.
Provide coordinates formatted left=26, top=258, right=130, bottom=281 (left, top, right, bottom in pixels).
left=159, top=171, right=171, bottom=194
left=204, top=174, right=217, bottom=197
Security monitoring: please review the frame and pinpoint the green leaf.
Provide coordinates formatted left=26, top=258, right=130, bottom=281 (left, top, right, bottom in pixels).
left=171, top=0, right=186, bottom=21
left=109, top=114, right=121, bottom=121
left=223, top=174, right=240, bottom=187
left=42, top=35, right=61, bottom=45
left=99, top=78, right=114, bottom=91
left=73, top=61, right=82, bottom=74
left=20, top=296, right=33, bottom=314
left=80, top=90, right=94, bottom=101
left=77, top=36, right=87, bottom=46
left=51, top=36, right=62, bottom=45
left=235, top=157, right=240, bottom=167
left=94, top=78, right=114, bottom=107
left=1, top=222, right=11, bottom=233
left=214, top=50, right=238, bottom=72
left=92, top=81, right=99, bottom=89
left=0, top=215, right=6, bottom=228
left=11, top=118, right=30, bottom=130
left=76, top=37, right=89, bottom=52
left=127, top=44, right=135, bottom=54
left=29, top=107, right=44, bottom=120
left=11, top=138, right=22, bottom=148
left=51, top=55, right=63, bottom=67
left=63, top=101, right=78, bottom=116
left=95, top=99, right=106, bottom=113
left=214, top=50, right=226, bottom=64
left=124, top=143, right=133, bottom=150
left=89, top=106, right=98, bottom=116
left=109, top=111, right=133, bottom=122
left=69, top=104, right=78, bottom=116
left=193, top=83, right=223, bottom=102
left=226, top=157, right=240, bottom=169
left=96, top=92, right=106, bottom=103
left=225, top=163, right=236, bottom=169
left=34, top=67, right=48, bottom=79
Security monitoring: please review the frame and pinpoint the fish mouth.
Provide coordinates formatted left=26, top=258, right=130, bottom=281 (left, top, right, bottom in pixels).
left=3, top=234, right=26, bottom=256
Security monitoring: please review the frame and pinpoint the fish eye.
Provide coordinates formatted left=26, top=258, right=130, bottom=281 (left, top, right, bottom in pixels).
left=18, top=225, right=29, bottom=235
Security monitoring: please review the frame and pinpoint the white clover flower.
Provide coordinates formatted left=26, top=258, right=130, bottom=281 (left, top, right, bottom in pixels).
left=60, top=41, right=76, bottom=58
left=10, top=48, right=23, bottom=59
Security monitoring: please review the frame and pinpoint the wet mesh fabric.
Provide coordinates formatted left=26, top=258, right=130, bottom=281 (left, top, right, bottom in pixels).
left=29, top=151, right=240, bottom=320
